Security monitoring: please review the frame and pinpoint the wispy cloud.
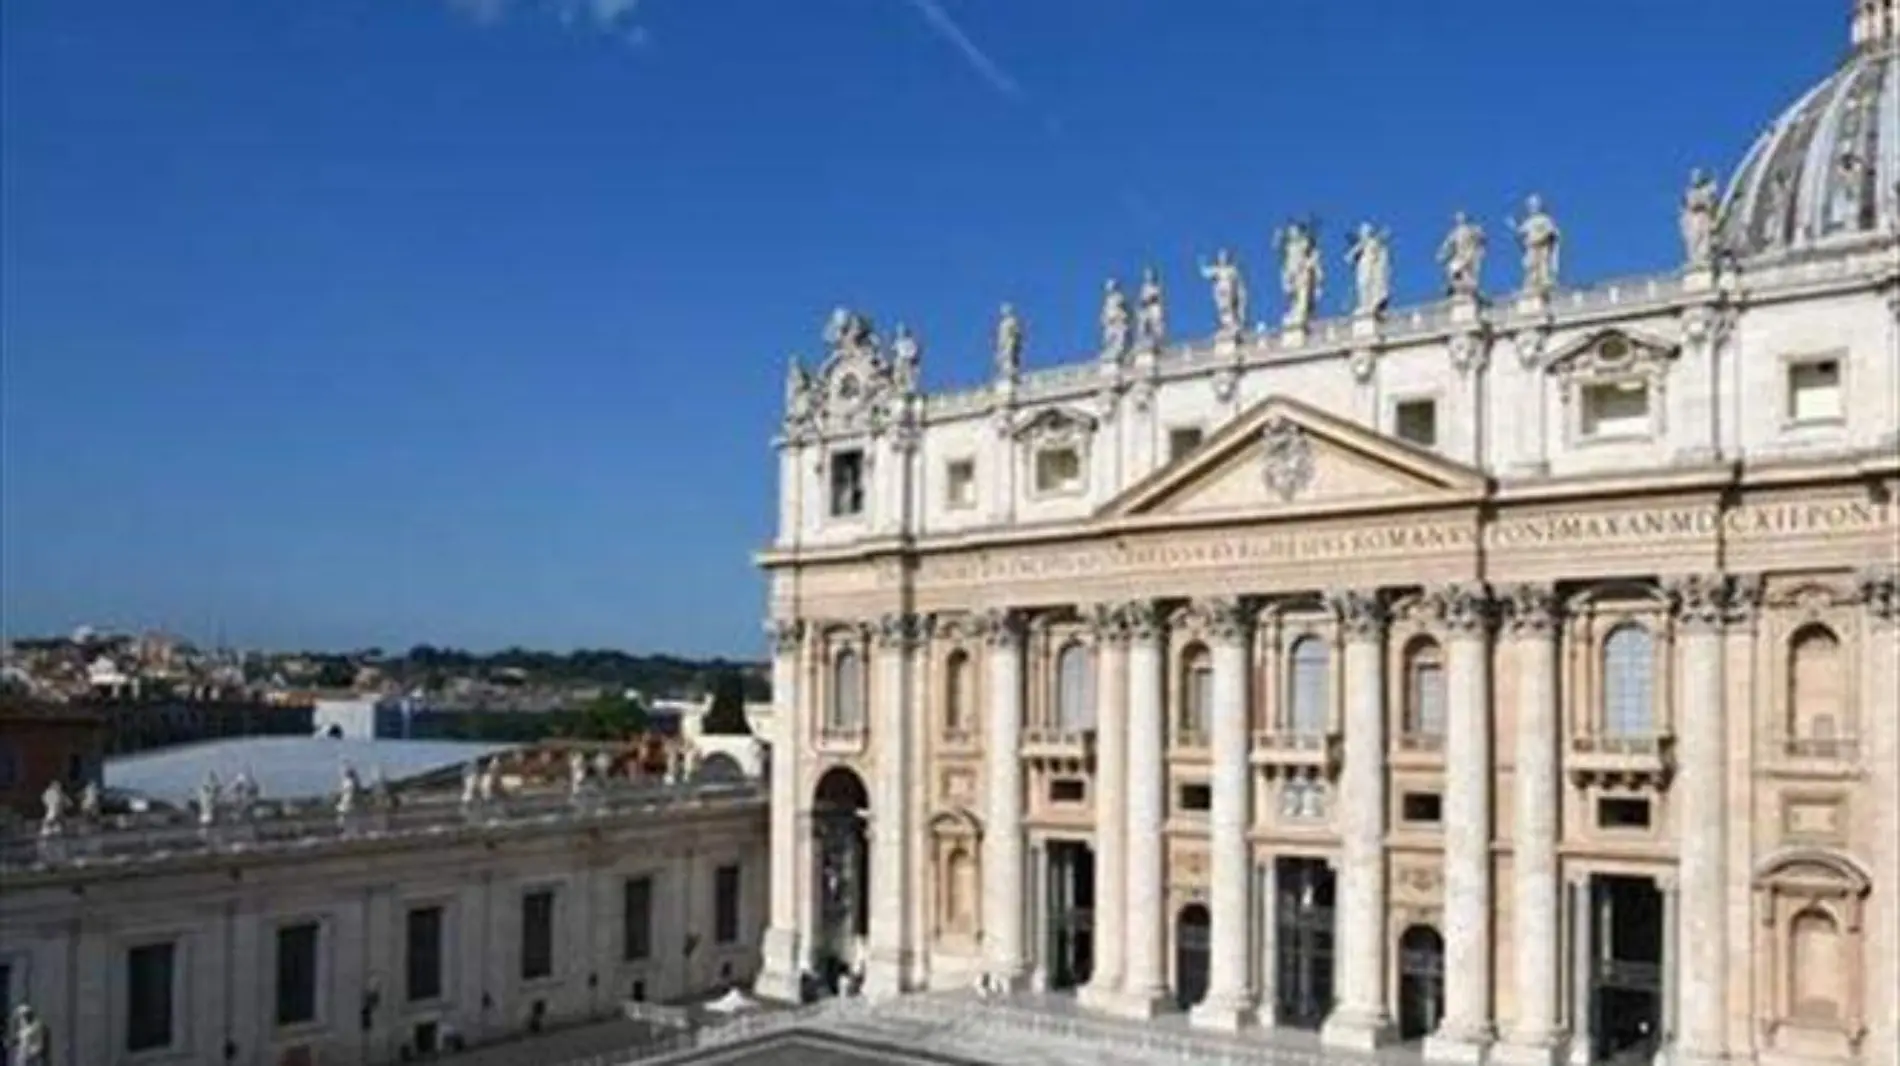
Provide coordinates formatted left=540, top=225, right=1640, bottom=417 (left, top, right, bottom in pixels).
left=445, top=0, right=651, bottom=45
left=902, top=0, right=1023, bottom=102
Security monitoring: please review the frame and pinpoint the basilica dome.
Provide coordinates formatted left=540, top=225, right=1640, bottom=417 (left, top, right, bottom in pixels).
left=1717, top=4, right=1899, bottom=260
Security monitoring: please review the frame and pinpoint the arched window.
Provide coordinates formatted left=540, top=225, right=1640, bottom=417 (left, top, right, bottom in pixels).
left=1403, top=637, right=1446, bottom=740
left=943, top=846, right=976, bottom=932
left=1601, top=624, right=1654, bottom=738
left=1180, top=644, right=1212, bottom=744
left=1289, top=635, right=1329, bottom=735
left=830, top=648, right=863, bottom=730
left=1055, top=642, right=1095, bottom=731
left=1789, top=907, right=1843, bottom=1021
left=1787, top=625, right=1844, bottom=754
left=944, top=649, right=973, bottom=737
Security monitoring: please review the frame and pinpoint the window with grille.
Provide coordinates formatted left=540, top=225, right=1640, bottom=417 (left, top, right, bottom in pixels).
left=1054, top=643, right=1094, bottom=730
left=1180, top=645, right=1212, bottom=743
left=1288, top=636, right=1329, bottom=735
left=1601, top=624, right=1655, bottom=737
left=1787, top=624, right=1846, bottom=756
left=1404, top=639, right=1446, bottom=740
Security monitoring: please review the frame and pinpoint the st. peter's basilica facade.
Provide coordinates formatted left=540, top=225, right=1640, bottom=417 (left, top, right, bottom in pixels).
left=755, top=6, right=1900, bottom=1066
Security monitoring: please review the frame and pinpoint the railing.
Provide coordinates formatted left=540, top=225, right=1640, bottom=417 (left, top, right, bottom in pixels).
left=1567, top=731, right=1675, bottom=788
left=3, top=776, right=764, bottom=874
left=1249, top=729, right=1341, bottom=778
left=1021, top=726, right=1095, bottom=757
left=1571, top=733, right=1672, bottom=758
left=1779, top=735, right=1860, bottom=761
left=1395, top=731, right=1445, bottom=754
left=815, top=723, right=868, bottom=749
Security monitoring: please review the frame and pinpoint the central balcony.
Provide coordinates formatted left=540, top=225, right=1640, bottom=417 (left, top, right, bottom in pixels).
left=1567, top=731, right=1675, bottom=789
left=1021, top=726, right=1095, bottom=773
left=1249, top=728, right=1342, bottom=780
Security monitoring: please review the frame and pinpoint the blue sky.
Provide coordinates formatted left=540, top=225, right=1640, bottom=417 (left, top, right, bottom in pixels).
left=0, top=0, right=1839, bottom=657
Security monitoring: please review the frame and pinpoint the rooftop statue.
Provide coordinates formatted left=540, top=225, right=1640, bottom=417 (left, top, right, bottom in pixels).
left=1276, top=221, right=1324, bottom=328
left=1681, top=168, right=1720, bottom=267
left=9, top=1004, right=47, bottom=1066
left=890, top=323, right=921, bottom=394
left=1199, top=248, right=1248, bottom=337
left=78, top=780, right=102, bottom=822
left=568, top=749, right=590, bottom=798
left=1512, top=194, right=1563, bottom=296
left=823, top=306, right=874, bottom=354
left=783, top=356, right=811, bottom=420
left=336, top=763, right=361, bottom=818
left=1136, top=266, right=1167, bottom=351
left=1346, top=222, right=1393, bottom=316
left=229, top=768, right=259, bottom=820
left=460, top=761, right=480, bottom=809
left=39, top=781, right=67, bottom=838
left=994, top=303, right=1024, bottom=378
left=197, top=771, right=221, bottom=827
left=478, top=758, right=501, bottom=803
left=1099, top=278, right=1132, bottom=360
left=1438, top=211, right=1487, bottom=297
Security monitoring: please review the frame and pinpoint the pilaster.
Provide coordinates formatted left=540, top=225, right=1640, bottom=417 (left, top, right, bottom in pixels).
left=1109, top=601, right=1173, bottom=1019
left=1425, top=583, right=1498, bottom=1064
left=1191, top=598, right=1256, bottom=1032
left=1859, top=567, right=1900, bottom=1066
left=865, top=612, right=920, bottom=998
left=1321, top=589, right=1398, bottom=1051
left=1666, top=574, right=1729, bottom=1066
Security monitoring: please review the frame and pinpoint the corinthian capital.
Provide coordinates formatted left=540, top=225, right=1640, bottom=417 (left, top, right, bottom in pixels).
left=974, top=607, right=1025, bottom=648
left=766, top=617, right=806, bottom=653
left=1666, top=574, right=1728, bottom=633
left=1327, top=589, right=1387, bottom=641
left=1859, top=565, right=1900, bottom=626
left=1085, top=602, right=1131, bottom=646
left=1193, top=597, right=1252, bottom=645
left=1502, top=583, right=1560, bottom=640
left=1430, top=582, right=1495, bottom=637
left=1122, top=600, right=1164, bottom=643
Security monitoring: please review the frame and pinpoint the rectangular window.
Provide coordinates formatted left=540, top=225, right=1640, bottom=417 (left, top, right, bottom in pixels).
left=274, top=922, right=321, bottom=1028
left=1048, top=778, right=1086, bottom=804
left=1033, top=446, right=1083, bottom=494
left=623, top=876, right=653, bottom=962
left=828, top=449, right=865, bottom=518
left=1167, top=427, right=1205, bottom=462
left=1401, top=792, right=1443, bottom=824
left=713, top=865, right=741, bottom=945
left=1787, top=358, right=1842, bottom=424
left=1579, top=380, right=1651, bottom=439
left=405, top=906, right=444, bottom=1004
left=1178, top=782, right=1212, bottom=813
left=1394, top=398, right=1438, bottom=448
left=1597, top=797, right=1652, bottom=830
left=125, top=942, right=176, bottom=1053
left=944, top=459, right=977, bottom=509
left=521, top=890, right=555, bottom=981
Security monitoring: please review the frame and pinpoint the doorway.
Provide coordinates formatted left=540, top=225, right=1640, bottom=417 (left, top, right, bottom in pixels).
left=1396, top=924, right=1445, bottom=1042
left=1043, top=841, right=1095, bottom=991
left=1273, top=857, right=1336, bottom=1030
left=1586, top=875, right=1665, bottom=1064
left=1174, top=903, right=1210, bottom=1009
left=810, top=766, right=870, bottom=994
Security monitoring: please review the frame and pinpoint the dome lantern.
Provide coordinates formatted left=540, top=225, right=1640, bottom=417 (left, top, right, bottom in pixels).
left=1852, top=0, right=1897, bottom=51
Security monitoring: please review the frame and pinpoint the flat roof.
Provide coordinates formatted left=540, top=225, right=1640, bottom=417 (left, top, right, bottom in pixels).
left=106, top=736, right=518, bottom=805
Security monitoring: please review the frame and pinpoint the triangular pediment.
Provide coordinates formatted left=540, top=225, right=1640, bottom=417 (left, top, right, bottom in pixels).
left=1100, top=395, right=1487, bottom=520
left=1541, top=326, right=1679, bottom=378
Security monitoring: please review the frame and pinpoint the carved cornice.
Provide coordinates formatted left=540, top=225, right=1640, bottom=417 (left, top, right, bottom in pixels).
left=1666, top=574, right=1729, bottom=633
left=1448, top=328, right=1491, bottom=376
left=1430, top=582, right=1495, bottom=637
left=1503, top=583, right=1560, bottom=640
left=1327, top=589, right=1387, bottom=641
left=766, top=618, right=806, bottom=653
left=1858, top=566, right=1900, bottom=626
left=974, top=608, right=1025, bottom=648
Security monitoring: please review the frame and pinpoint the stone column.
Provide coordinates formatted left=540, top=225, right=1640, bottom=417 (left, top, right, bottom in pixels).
left=1497, top=585, right=1565, bottom=1066
left=1193, top=597, right=1256, bottom=1031
left=757, top=618, right=808, bottom=1003
left=980, top=608, right=1028, bottom=988
left=1079, top=603, right=1131, bottom=1011
left=1426, top=584, right=1498, bottom=1063
left=1668, top=575, right=1728, bottom=1066
left=1322, top=589, right=1396, bottom=1051
left=1567, top=878, right=1593, bottom=1066
left=1257, top=859, right=1280, bottom=1029
left=1114, top=601, right=1171, bottom=1018
left=865, top=612, right=918, bottom=997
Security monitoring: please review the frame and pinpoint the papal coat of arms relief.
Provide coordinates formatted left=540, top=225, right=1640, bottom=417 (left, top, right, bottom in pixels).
left=1259, top=415, right=1316, bottom=500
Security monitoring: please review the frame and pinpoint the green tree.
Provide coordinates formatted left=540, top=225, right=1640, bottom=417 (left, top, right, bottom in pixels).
left=579, top=691, right=648, bottom=740
left=701, top=671, right=752, bottom=736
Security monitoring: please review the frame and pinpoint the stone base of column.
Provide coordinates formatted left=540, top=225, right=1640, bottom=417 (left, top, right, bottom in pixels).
left=1321, top=1008, right=1398, bottom=1051
left=1492, top=1034, right=1567, bottom=1066
left=1423, top=1026, right=1495, bottom=1065
left=753, top=926, right=805, bottom=1004
left=977, top=964, right=1031, bottom=996
left=1074, top=978, right=1124, bottom=1014
left=1189, top=992, right=1254, bottom=1032
left=1099, top=986, right=1176, bottom=1020
left=1658, top=1043, right=1727, bottom=1066
left=862, top=951, right=913, bottom=1000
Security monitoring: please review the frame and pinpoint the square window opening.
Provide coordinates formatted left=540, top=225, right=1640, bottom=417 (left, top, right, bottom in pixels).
left=1787, top=359, right=1842, bottom=424
left=828, top=449, right=866, bottom=518
left=1167, top=427, right=1205, bottom=462
left=1034, top=447, right=1084, bottom=494
left=1394, top=399, right=1438, bottom=448
left=1579, top=380, right=1651, bottom=439
left=1049, top=778, right=1087, bottom=804
left=945, top=459, right=977, bottom=509
left=1598, top=796, right=1652, bottom=829
left=1178, top=782, right=1213, bottom=813
left=1401, top=792, right=1443, bottom=824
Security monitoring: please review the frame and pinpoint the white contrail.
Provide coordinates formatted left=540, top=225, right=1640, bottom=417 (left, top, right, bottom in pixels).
left=903, top=0, right=1025, bottom=102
